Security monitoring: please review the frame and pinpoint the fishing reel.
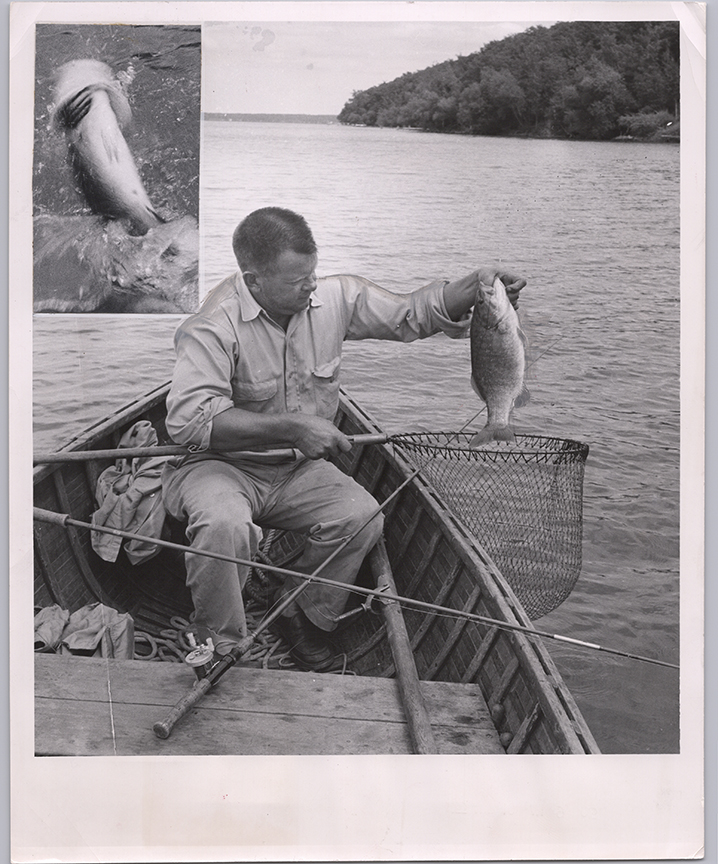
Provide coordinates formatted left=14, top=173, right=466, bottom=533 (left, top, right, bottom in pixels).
left=183, top=634, right=218, bottom=680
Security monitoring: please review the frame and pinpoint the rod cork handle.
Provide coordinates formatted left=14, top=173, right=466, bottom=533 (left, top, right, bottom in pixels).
left=153, top=676, right=213, bottom=739
left=153, top=644, right=248, bottom=739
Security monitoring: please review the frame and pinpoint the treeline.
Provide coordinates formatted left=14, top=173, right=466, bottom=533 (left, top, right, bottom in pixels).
left=338, top=21, right=679, bottom=140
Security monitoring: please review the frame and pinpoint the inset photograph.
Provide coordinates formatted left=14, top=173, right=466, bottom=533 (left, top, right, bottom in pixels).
left=33, top=23, right=201, bottom=313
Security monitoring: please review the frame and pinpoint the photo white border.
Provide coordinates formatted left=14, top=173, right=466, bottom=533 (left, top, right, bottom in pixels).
left=9, top=2, right=706, bottom=860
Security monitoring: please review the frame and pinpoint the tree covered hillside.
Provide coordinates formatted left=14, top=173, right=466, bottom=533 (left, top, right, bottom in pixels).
left=338, top=21, right=679, bottom=140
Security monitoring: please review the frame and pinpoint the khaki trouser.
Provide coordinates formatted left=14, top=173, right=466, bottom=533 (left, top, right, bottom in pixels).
left=162, top=456, right=384, bottom=655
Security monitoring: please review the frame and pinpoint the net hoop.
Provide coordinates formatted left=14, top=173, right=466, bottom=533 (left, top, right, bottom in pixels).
left=390, top=432, right=590, bottom=620
left=391, top=432, right=589, bottom=465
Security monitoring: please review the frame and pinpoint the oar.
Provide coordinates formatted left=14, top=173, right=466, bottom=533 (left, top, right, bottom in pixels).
left=369, top=538, right=437, bottom=754
left=33, top=507, right=680, bottom=670
left=33, top=433, right=391, bottom=465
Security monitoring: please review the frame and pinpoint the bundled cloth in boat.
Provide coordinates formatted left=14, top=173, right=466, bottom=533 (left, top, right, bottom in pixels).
left=91, top=420, right=174, bottom=564
left=34, top=602, right=134, bottom=659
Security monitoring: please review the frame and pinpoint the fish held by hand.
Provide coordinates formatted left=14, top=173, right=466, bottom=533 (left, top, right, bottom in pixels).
left=469, top=276, right=530, bottom=447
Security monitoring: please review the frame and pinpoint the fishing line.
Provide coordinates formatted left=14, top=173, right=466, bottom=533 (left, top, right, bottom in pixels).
left=525, top=334, right=564, bottom=370
left=98, top=603, right=118, bottom=755
left=106, top=673, right=118, bottom=756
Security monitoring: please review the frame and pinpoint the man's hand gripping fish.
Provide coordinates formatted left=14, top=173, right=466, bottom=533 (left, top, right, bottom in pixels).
left=470, top=275, right=530, bottom=447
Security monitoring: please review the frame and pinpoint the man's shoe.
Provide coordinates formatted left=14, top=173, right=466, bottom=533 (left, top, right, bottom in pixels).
left=276, top=605, right=337, bottom=672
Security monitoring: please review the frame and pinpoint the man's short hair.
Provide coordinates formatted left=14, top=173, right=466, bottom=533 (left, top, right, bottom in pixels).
left=232, top=207, right=317, bottom=273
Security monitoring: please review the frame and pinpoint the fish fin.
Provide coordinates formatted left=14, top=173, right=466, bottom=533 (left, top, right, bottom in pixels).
left=100, top=123, right=126, bottom=163
left=470, top=376, right=486, bottom=402
left=469, top=425, right=516, bottom=447
left=515, top=384, right=531, bottom=408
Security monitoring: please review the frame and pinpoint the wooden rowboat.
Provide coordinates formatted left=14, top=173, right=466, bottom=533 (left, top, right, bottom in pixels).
left=33, top=383, right=600, bottom=755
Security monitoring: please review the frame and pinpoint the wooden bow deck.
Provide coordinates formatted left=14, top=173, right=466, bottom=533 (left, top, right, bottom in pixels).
left=35, top=655, right=504, bottom=756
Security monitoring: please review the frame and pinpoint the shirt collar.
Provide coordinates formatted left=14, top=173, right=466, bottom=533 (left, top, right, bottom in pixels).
left=234, top=272, right=324, bottom=322
left=235, top=273, right=263, bottom=322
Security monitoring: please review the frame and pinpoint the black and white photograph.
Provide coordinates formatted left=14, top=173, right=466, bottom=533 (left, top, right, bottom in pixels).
left=11, top=1, right=705, bottom=860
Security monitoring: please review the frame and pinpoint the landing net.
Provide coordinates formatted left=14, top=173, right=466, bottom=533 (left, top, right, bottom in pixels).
left=391, top=432, right=589, bottom=620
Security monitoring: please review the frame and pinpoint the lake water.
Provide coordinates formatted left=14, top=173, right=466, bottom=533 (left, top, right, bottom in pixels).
left=33, top=120, right=681, bottom=753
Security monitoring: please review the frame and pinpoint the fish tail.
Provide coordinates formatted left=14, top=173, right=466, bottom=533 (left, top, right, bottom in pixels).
left=469, top=424, right=516, bottom=448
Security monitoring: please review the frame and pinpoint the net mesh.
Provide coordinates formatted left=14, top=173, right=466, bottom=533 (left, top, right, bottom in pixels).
left=392, top=432, right=589, bottom=620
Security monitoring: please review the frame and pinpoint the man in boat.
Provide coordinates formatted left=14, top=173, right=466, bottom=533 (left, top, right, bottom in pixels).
left=163, top=207, right=525, bottom=671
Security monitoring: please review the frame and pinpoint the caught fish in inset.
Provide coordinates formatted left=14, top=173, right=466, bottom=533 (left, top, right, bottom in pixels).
left=34, top=57, right=200, bottom=313
left=52, top=59, right=162, bottom=235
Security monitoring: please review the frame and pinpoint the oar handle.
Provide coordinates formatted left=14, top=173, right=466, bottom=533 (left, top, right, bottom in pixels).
left=33, top=507, right=68, bottom=526
left=33, top=433, right=389, bottom=464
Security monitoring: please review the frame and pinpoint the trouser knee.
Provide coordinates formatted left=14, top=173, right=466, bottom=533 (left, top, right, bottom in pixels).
left=344, top=498, right=384, bottom=548
left=186, top=507, right=258, bottom=556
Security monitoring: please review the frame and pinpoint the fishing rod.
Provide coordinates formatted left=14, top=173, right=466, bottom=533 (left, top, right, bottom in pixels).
left=33, top=506, right=679, bottom=670
left=152, top=571, right=321, bottom=739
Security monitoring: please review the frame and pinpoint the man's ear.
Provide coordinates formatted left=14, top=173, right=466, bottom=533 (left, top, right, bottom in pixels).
left=242, top=271, right=258, bottom=288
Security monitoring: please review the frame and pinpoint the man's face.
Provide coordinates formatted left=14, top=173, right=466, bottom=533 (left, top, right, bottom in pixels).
left=248, top=249, right=318, bottom=321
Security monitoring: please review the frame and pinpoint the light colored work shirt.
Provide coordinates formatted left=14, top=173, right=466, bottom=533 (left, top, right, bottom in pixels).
left=166, top=272, right=470, bottom=451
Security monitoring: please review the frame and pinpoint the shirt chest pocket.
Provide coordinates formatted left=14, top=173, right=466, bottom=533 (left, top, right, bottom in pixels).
left=312, top=356, right=341, bottom=419
left=233, top=378, right=278, bottom=407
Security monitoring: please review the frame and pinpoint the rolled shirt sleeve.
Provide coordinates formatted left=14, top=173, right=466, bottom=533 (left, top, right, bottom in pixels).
left=165, top=317, right=237, bottom=450
left=165, top=271, right=472, bottom=449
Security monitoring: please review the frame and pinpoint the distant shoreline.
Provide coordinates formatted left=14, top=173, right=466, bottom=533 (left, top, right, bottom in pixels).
left=203, top=112, right=338, bottom=124
left=202, top=112, right=679, bottom=143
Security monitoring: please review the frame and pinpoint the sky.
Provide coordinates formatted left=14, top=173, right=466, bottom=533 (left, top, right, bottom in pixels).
left=202, top=21, right=535, bottom=116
